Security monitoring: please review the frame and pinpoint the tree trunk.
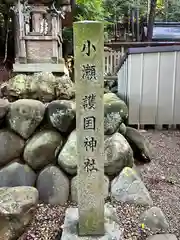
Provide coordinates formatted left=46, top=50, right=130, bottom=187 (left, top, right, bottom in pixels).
left=147, top=0, right=157, bottom=42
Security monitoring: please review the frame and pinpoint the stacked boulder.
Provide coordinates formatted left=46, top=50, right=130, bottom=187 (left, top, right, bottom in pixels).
left=0, top=72, right=170, bottom=240
left=0, top=75, right=152, bottom=204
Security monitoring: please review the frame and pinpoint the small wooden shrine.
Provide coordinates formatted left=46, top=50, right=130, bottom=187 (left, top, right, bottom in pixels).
left=13, top=0, right=72, bottom=73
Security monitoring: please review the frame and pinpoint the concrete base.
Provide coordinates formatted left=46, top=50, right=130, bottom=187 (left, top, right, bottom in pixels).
left=13, top=63, right=66, bottom=73
left=61, top=208, right=123, bottom=240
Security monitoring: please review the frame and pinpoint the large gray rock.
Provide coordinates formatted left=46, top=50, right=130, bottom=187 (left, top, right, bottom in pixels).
left=58, top=131, right=134, bottom=176
left=0, top=129, right=24, bottom=167
left=140, top=207, right=169, bottom=231
left=71, top=175, right=109, bottom=202
left=0, top=186, right=38, bottom=240
left=104, top=93, right=128, bottom=135
left=125, top=127, right=153, bottom=162
left=111, top=167, right=153, bottom=206
left=146, top=234, right=177, bottom=240
left=6, top=73, right=75, bottom=102
left=104, top=93, right=128, bottom=119
left=0, top=162, right=36, bottom=187
left=55, top=74, right=75, bottom=100
left=47, top=100, right=76, bottom=132
left=104, top=133, right=134, bottom=175
left=58, top=130, right=77, bottom=175
left=7, top=99, right=45, bottom=139
left=24, top=130, right=63, bottom=170
left=36, top=165, right=69, bottom=205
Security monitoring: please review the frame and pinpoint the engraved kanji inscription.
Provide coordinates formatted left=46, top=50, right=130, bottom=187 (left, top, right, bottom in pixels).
left=84, top=136, right=97, bottom=152
left=84, top=157, right=98, bottom=172
left=82, top=94, right=96, bottom=110
left=84, top=116, right=96, bottom=130
left=81, top=64, right=97, bottom=81
left=81, top=40, right=96, bottom=56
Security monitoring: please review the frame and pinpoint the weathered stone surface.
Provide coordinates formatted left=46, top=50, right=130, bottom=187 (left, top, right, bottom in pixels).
left=125, top=127, right=153, bottom=162
left=58, top=130, right=77, bottom=175
left=23, top=130, right=63, bottom=170
left=118, top=122, right=127, bottom=135
left=104, top=133, right=134, bottom=175
left=0, top=162, right=36, bottom=187
left=104, top=77, right=117, bottom=91
left=111, top=167, right=153, bottom=206
left=71, top=175, right=109, bottom=202
left=0, top=186, right=38, bottom=240
left=104, top=86, right=111, bottom=93
left=74, top=21, right=105, bottom=236
left=47, top=100, right=76, bottom=132
left=6, top=73, right=75, bottom=102
left=140, top=207, right=169, bottom=231
left=61, top=208, right=123, bottom=240
left=0, top=99, right=9, bottom=124
left=55, top=75, right=75, bottom=100
left=4, top=74, right=28, bottom=99
left=146, top=234, right=177, bottom=240
left=132, top=163, right=142, bottom=177
left=111, top=86, right=118, bottom=94
left=58, top=131, right=134, bottom=176
left=0, top=129, right=24, bottom=167
left=36, top=165, right=69, bottom=205
left=104, top=93, right=128, bottom=135
left=7, top=99, right=45, bottom=139
left=104, top=203, right=119, bottom=224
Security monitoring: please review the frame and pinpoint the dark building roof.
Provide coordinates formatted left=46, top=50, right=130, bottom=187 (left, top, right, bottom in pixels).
left=152, top=22, right=180, bottom=41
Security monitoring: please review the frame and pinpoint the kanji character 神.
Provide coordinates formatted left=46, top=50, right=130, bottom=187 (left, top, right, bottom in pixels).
left=84, top=136, right=97, bottom=152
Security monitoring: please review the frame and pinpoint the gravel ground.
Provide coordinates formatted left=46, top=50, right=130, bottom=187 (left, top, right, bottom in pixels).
left=137, top=130, right=180, bottom=238
left=18, top=204, right=67, bottom=240
left=19, top=130, right=180, bottom=240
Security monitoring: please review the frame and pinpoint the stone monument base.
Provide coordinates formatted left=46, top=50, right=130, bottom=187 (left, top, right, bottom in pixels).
left=13, top=63, right=66, bottom=74
left=61, top=208, right=123, bottom=240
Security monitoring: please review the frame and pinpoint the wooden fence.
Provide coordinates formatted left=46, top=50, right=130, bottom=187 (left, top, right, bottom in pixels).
left=104, top=49, right=124, bottom=75
left=104, top=41, right=180, bottom=76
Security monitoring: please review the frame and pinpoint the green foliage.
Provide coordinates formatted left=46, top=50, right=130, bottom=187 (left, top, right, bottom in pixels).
left=103, top=0, right=148, bottom=22
left=75, top=0, right=107, bottom=21
left=63, top=0, right=111, bottom=43
left=103, top=0, right=180, bottom=22
left=62, top=0, right=180, bottom=45
left=163, top=0, right=180, bottom=21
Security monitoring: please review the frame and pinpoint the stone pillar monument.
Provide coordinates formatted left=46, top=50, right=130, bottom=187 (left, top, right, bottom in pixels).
left=74, top=21, right=105, bottom=236
left=61, top=21, right=122, bottom=240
